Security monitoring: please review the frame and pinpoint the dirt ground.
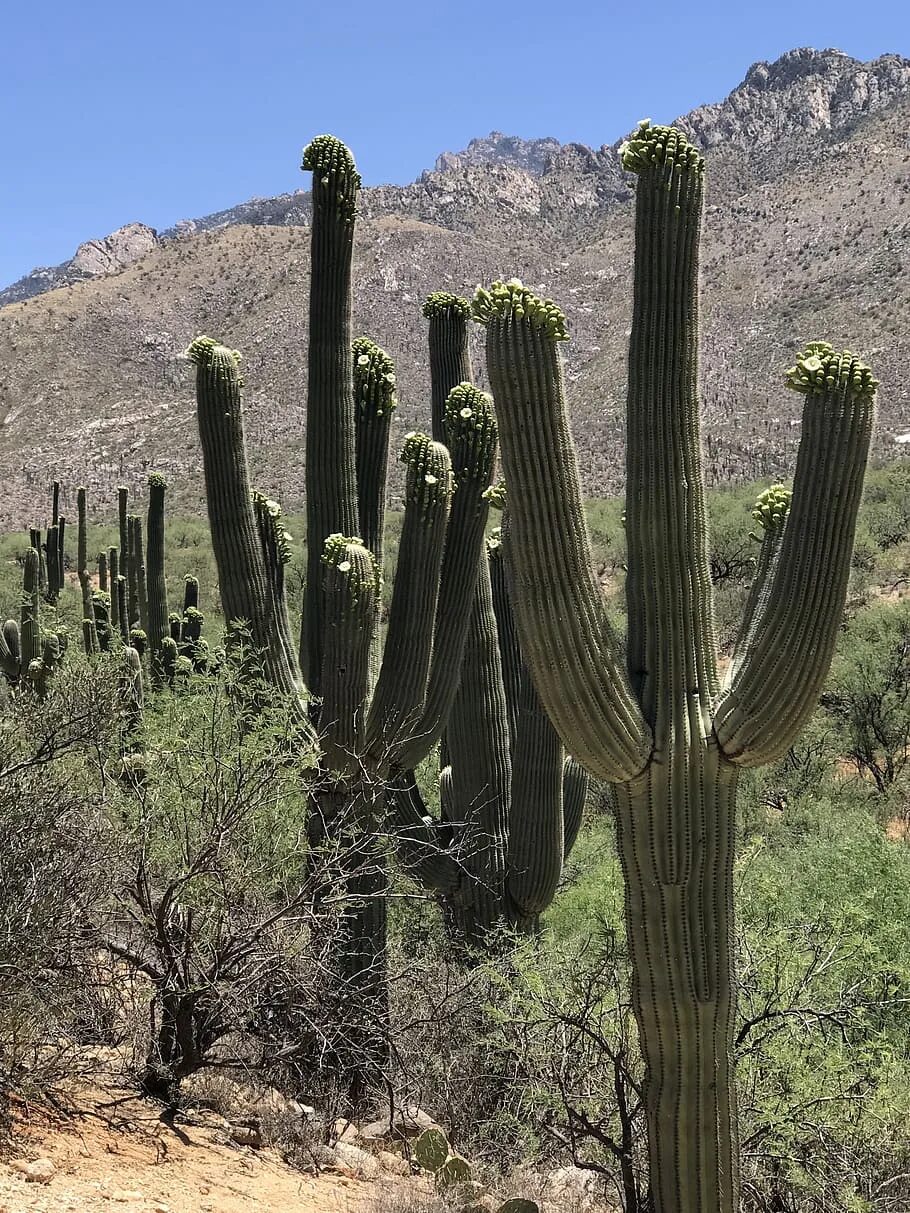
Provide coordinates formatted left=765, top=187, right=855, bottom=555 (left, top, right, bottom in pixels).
left=0, top=1088, right=415, bottom=1213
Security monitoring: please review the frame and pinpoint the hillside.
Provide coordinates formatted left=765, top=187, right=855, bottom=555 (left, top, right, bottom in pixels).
left=1, top=47, right=910, bottom=526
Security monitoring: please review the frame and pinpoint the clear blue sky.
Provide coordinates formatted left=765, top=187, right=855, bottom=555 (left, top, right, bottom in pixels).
left=2, top=0, right=908, bottom=288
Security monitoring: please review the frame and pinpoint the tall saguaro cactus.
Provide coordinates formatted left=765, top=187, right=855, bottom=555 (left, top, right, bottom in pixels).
left=391, top=295, right=589, bottom=939
left=474, top=122, right=876, bottom=1213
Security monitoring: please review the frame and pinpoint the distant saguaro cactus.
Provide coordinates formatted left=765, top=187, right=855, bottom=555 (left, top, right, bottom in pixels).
left=474, top=121, right=877, bottom=1213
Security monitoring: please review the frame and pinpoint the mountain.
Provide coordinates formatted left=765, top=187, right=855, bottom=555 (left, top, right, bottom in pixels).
left=1, top=47, right=909, bottom=528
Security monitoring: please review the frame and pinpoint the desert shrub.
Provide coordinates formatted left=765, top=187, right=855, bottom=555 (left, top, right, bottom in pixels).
left=0, top=663, right=121, bottom=1108
left=820, top=601, right=910, bottom=798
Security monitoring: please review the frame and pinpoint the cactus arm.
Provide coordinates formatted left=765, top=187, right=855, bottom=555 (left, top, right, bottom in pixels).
left=145, top=474, right=169, bottom=674
left=77, top=487, right=99, bottom=655
left=127, top=515, right=140, bottom=627
left=352, top=338, right=396, bottom=567
left=365, top=436, right=453, bottom=762
left=92, top=591, right=112, bottom=652
left=182, top=575, right=199, bottom=613
left=623, top=125, right=718, bottom=729
left=386, top=771, right=461, bottom=895
left=505, top=662, right=565, bottom=923
left=98, top=551, right=108, bottom=593
left=561, top=757, right=588, bottom=859
left=476, top=281, right=651, bottom=783
left=51, top=480, right=59, bottom=527
left=45, top=524, right=60, bottom=604
left=301, top=135, right=361, bottom=695
left=442, top=554, right=511, bottom=939
left=251, top=493, right=301, bottom=689
left=56, top=515, right=66, bottom=593
left=728, top=485, right=791, bottom=683
left=713, top=346, right=877, bottom=766
left=118, top=486, right=130, bottom=605
left=132, top=516, right=148, bottom=636
left=116, top=575, right=129, bottom=642
left=188, top=337, right=308, bottom=703
left=352, top=337, right=396, bottom=689
left=0, top=621, right=19, bottom=679
left=487, top=528, right=521, bottom=757
left=396, top=385, right=498, bottom=771
left=20, top=548, right=41, bottom=668
left=423, top=292, right=473, bottom=441
left=319, top=536, right=377, bottom=774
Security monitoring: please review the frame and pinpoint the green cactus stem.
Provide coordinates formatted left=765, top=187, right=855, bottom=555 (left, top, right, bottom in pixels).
left=118, top=486, right=130, bottom=611
left=352, top=337, right=396, bottom=565
left=127, top=514, right=140, bottom=628
left=51, top=480, right=60, bottom=526
left=188, top=336, right=309, bottom=707
left=0, top=618, right=21, bottom=682
left=116, top=576, right=129, bottom=643
left=120, top=645, right=145, bottom=751
left=301, top=135, right=361, bottom=696
left=132, top=516, right=149, bottom=635
left=183, top=575, right=199, bottom=614
left=20, top=548, right=42, bottom=670
left=77, top=487, right=99, bottom=655
left=361, top=435, right=453, bottom=760
left=45, top=524, right=61, bottom=605
left=422, top=292, right=473, bottom=440
left=146, top=474, right=170, bottom=679
left=92, top=591, right=112, bottom=652
left=714, top=344, right=875, bottom=763
left=396, top=384, right=499, bottom=772
left=319, top=535, right=378, bottom=774
left=475, top=120, right=877, bottom=1213
left=98, top=551, right=108, bottom=592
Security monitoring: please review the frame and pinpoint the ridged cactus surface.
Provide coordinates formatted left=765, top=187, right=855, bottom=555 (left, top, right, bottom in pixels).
left=474, top=120, right=877, bottom=1213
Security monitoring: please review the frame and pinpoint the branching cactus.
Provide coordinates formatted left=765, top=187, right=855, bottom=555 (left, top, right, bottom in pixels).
left=188, top=143, right=498, bottom=1099
left=390, top=296, right=589, bottom=941
left=473, top=122, right=877, bottom=1213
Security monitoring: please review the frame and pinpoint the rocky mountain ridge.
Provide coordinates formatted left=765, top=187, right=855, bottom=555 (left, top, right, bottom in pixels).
left=4, top=48, right=908, bottom=306
left=1, top=46, right=909, bottom=527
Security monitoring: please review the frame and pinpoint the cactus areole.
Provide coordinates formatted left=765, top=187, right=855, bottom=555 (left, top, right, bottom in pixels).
left=475, top=121, right=876, bottom=1213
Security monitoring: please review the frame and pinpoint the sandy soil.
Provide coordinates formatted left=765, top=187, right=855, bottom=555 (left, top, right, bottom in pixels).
left=0, top=1089, right=412, bottom=1213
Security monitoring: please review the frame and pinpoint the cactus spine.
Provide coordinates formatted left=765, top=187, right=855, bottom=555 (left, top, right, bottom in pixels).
left=475, top=122, right=876, bottom=1213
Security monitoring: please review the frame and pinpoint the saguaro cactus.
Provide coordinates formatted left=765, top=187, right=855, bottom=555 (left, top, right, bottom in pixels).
left=474, top=122, right=876, bottom=1213
left=146, top=473, right=169, bottom=676
left=390, top=295, right=588, bottom=940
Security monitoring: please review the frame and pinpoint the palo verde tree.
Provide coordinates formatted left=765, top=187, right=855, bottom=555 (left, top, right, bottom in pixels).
left=473, top=121, right=877, bottom=1213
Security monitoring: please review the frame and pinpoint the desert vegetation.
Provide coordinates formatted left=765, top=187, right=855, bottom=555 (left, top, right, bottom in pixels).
left=0, top=125, right=908, bottom=1213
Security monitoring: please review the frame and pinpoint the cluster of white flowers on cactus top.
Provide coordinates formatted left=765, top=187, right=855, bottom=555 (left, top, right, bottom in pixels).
left=785, top=341, right=879, bottom=403
left=184, top=335, right=244, bottom=387
left=620, top=118, right=705, bottom=176
left=251, top=491, right=294, bottom=565
left=400, top=432, right=453, bottom=510
left=422, top=291, right=472, bottom=320
left=444, top=383, right=498, bottom=484
left=352, top=336, right=397, bottom=416
left=320, top=533, right=379, bottom=606
left=472, top=280, right=569, bottom=342
left=751, top=484, right=792, bottom=534
left=302, top=135, right=361, bottom=218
